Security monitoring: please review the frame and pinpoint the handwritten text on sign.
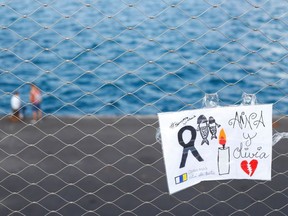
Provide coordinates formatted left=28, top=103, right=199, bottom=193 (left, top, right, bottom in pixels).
left=158, top=104, right=272, bottom=194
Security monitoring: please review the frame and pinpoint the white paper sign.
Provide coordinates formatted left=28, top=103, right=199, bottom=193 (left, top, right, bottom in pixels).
left=158, top=104, right=272, bottom=194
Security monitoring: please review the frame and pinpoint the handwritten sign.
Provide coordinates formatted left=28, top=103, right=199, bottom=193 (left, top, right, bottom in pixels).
left=158, top=104, right=272, bottom=194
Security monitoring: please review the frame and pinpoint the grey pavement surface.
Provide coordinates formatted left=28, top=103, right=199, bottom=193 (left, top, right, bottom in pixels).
left=0, top=115, right=287, bottom=216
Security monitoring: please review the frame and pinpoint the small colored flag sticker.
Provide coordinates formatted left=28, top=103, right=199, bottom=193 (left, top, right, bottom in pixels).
left=175, top=173, right=188, bottom=184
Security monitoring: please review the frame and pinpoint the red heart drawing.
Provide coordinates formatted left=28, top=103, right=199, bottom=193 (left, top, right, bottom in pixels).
left=241, top=159, right=258, bottom=176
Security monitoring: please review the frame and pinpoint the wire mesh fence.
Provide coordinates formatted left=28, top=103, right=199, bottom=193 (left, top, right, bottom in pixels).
left=0, top=0, right=288, bottom=215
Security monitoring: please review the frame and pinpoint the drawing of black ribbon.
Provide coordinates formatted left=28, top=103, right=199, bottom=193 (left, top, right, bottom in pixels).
left=178, top=125, right=204, bottom=168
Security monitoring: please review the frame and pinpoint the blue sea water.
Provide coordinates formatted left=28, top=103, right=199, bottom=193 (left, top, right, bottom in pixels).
left=1, top=0, right=288, bottom=116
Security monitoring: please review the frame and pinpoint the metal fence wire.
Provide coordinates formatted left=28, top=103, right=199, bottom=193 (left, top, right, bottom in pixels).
left=1, top=0, right=288, bottom=215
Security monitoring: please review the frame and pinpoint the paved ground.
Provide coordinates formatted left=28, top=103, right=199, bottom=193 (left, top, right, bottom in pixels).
left=0, top=115, right=287, bottom=216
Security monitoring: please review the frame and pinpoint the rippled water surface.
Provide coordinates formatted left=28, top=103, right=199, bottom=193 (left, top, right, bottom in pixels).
left=1, top=0, right=288, bottom=115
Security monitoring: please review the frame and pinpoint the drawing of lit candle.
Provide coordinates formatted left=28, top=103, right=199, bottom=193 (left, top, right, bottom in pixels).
left=217, top=128, right=230, bottom=175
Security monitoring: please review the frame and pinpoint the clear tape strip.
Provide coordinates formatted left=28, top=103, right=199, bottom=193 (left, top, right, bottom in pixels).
left=273, top=132, right=288, bottom=146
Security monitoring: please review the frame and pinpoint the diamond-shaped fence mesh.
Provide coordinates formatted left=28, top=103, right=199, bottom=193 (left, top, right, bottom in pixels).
left=0, top=0, right=288, bottom=215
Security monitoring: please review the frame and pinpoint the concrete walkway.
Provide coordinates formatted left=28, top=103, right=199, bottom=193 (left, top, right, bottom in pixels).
left=0, top=115, right=287, bottom=215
